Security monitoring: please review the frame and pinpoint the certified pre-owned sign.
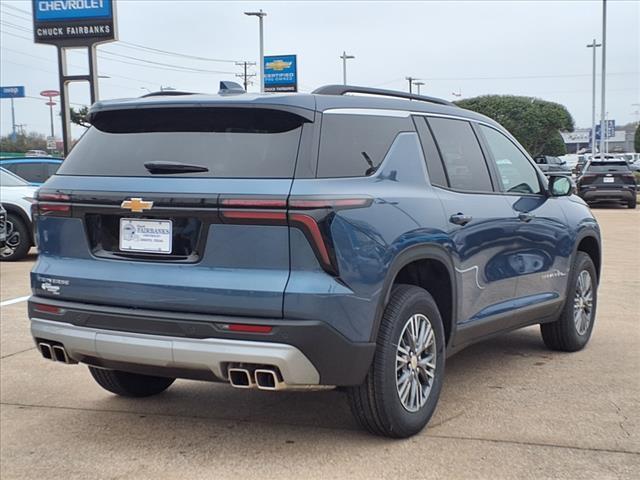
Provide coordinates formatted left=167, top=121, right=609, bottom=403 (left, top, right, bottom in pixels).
left=32, top=0, right=117, bottom=46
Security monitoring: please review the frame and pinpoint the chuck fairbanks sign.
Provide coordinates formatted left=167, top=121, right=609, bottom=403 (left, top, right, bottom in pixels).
left=32, top=0, right=117, bottom=46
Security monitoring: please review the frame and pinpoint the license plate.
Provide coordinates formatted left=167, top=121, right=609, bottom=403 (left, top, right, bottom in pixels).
left=119, top=218, right=172, bottom=254
left=603, top=177, right=614, bottom=183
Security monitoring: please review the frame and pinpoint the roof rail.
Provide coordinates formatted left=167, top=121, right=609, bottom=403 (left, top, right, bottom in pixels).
left=140, top=91, right=197, bottom=98
left=312, top=84, right=455, bottom=107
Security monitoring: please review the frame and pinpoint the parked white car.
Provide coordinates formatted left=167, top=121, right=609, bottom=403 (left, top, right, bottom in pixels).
left=0, top=167, right=37, bottom=261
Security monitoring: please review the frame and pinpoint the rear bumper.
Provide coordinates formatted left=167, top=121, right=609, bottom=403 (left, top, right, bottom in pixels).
left=28, top=297, right=376, bottom=386
left=579, top=188, right=635, bottom=202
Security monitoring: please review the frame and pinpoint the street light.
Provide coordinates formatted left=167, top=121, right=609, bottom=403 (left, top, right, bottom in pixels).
left=413, top=81, right=425, bottom=95
left=599, top=0, right=608, bottom=156
left=586, top=39, right=601, bottom=154
left=340, top=51, right=355, bottom=85
left=245, top=9, right=267, bottom=93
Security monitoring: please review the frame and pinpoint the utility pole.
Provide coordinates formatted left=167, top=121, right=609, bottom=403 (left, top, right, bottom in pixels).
left=235, top=61, right=256, bottom=90
left=340, top=51, right=355, bottom=85
left=599, top=0, right=607, bottom=156
left=413, top=81, right=425, bottom=95
left=587, top=39, right=601, bottom=154
left=244, top=10, right=267, bottom=92
left=406, top=77, right=421, bottom=95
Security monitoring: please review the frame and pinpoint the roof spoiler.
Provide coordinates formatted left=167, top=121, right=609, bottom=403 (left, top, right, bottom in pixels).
left=312, top=84, right=455, bottom=107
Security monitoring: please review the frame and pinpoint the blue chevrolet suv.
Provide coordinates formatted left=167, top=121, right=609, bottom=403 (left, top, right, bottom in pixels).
left=28, top=85, right=601, bottom=438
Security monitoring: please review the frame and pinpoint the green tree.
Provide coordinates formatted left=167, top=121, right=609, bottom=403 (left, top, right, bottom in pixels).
left=70, top=106, right=90, bottom=128
left=455, top=95, right=574, bottom=157
left=541, top=131, right=567, bottom=156
left=0, top=131, right=48, bottom=153
left=635, top=125, right=640, bottom=153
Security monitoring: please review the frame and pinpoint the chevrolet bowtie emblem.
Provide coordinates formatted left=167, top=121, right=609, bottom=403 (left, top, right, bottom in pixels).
left=121, top=198, right=154, bottom=212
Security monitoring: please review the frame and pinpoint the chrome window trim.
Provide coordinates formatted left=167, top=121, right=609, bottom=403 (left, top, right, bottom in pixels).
left=322, top=108, right=498, bottom=129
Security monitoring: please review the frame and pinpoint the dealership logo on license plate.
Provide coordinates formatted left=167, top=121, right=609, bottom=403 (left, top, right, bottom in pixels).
left=119, top=218, right=172, bottom=254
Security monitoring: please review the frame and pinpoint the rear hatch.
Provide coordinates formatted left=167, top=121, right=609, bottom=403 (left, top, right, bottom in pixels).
left=579, top=161, right=636, bottom=189
left=32, top=104, right=314, bottom=318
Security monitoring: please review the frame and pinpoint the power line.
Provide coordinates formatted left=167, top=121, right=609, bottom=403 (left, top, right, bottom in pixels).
left=118, top=41, right=241, bottom=64
left=97, top=50, right=236, bottom=74
left=1, top=46, right=156, bottom=90
left=2, top=4, right=31, bottom=16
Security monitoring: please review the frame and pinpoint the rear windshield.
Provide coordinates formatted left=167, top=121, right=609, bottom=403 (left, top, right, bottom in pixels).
left=58, top=108, right=307, bottom=178
left=586, top=161, right=630, bottom=173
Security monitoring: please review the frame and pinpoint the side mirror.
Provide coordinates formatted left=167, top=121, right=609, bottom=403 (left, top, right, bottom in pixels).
left=548, top=175, right=574, bottom=197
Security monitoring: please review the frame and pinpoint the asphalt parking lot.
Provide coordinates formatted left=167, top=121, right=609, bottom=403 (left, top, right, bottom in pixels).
left=1, top=206, right=638, bottom=479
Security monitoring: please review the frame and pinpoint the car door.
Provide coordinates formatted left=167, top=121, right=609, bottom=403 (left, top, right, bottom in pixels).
left=420, top=117, right=519, bottom=345
left=477, top=124, right=572, bottom=321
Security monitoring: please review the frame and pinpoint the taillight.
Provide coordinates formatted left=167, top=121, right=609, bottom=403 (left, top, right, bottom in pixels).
left=34, top=192, right=71, bottom=217
left=219, top=195, right=372, bottom=275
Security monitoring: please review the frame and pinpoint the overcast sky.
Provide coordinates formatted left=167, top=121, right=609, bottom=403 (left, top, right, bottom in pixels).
left=1, top=0, right=638, bottom=140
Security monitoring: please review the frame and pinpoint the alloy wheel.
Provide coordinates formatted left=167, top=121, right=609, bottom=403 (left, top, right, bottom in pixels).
left=573, top=270, right=593, bottom=335
left=395, top=313, right=437, bottom=412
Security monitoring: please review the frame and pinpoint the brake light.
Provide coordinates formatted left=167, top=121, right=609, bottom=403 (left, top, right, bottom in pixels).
left=34, top=192, right=71, bottom=217
left=219, top=195, right=372, bottom=275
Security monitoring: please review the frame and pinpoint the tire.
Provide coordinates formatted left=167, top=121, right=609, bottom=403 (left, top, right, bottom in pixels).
left=540, top=252, right=598, bottom=352
left=347, top=284, right=446, bottom=438
left=89, top=366, right=175, bottom=397
left=0, top=213, right=30, bottom=261
left=629, top=197, right=637, bottom=209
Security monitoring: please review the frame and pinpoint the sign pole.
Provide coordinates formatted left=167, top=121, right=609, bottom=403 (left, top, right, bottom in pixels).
left=88, top=45, right=100, bottom=103
left=10, top=97, right=16, bottom=139
left=49, top=101, right=55, bottom=137
left=57, top=47, right=72, bottom=156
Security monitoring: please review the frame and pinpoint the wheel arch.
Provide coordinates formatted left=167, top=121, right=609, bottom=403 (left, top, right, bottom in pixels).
left=370, top=243, right=457, bottom=349
left=574, top=231, right=601, bottom=283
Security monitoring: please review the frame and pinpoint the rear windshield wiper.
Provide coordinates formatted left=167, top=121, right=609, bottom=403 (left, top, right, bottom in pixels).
left=144, top=161, right=209, bottom=174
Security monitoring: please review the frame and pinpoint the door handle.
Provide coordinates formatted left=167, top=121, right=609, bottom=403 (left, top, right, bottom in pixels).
left=518, top=212, right=535, bottom=222
left=449, top=213, right=473, bottom=226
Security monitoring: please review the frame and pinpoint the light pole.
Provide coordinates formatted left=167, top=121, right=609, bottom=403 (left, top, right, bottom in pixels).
left=340, top=51, right=355, bottom=85
left=586, top=39, right=601, bottom=154
left=599, top=0, right=607, bottom=156
left=245, top=9, right=267, bottom=93
left=413, top=81, right=425, bottom=95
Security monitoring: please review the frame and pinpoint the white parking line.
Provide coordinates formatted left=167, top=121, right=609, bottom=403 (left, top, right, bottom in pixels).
left=0, top=295, right=31, bottom=307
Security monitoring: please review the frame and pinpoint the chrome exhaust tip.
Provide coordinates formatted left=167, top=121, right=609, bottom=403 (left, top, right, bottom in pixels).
left=254, top=369, right=283, bottom=391
left=38, top=342, right=53, bottom=361
left=228, top=368, right=254, bottom=388
left=52, top=345, right=72, bottom=364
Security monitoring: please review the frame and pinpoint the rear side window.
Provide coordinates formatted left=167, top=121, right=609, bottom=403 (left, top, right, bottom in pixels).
left=11, top=163, right=48, bottom=183
left=317, top=113, right=413, bottom=178
left=428, top=117, right=493, bottom=192
left=414, top=117, right=447, bottom=187
left=58, top=108, right=308, bottom=178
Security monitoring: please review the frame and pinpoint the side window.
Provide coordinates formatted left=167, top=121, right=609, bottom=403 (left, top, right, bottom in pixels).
left=479, top=125, right=542, bottom=195
left=2, top=163, right=19, bottom=175
left=427, top=117, right=493, bottom=192
left=46, top=163, right=61, bottom=177
left=317, top=113, right=413, bottom=178
left=413, top=117, right=447, bottom=187
left=13, top=163, right=47, bottom=183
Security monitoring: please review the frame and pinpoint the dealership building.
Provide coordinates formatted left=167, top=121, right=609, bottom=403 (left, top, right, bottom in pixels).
left=561, top=128, right=636, bottom=154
